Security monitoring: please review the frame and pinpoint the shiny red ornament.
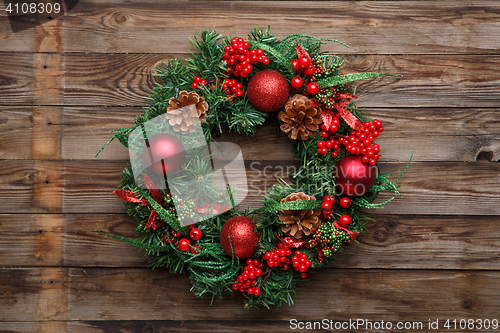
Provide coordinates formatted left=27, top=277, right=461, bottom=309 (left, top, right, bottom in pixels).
left=247, top=70, right=290, bottom=113
left=220, top=216, right=259, bottom=258
left=334, top=154, right=376, bottom=196
left=142, top=133, right=185, bottom=175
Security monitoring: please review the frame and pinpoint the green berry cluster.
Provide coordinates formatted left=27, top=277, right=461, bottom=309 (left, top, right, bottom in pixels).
left=309, top=222, right=352, bottom=257
left=310, top=57, right=342, bottom=81
left=310, top=57, right=350, bottom=110
left=170, top=196, right=197, bottom=222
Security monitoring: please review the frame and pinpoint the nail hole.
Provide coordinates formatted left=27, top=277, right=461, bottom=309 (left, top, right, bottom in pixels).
left=476, top=151, right=493, bottom=162
left=39, top=230, right=43, bottom=233
left=43, top=65, right=47, bottom=69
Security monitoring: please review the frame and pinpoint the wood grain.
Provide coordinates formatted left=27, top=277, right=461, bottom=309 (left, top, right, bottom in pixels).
left=3, top=1, right=500, bottom=54
left=0, top=267, right=498, bottom=322
left=2, top=214, right=500, bottom=270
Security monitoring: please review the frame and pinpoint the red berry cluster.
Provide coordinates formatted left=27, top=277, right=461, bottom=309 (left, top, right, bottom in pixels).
left=290, top=56, right=320, bottom=95
left=341, top=120, right=383, bottom=165
left=320, top=195, right=335, bottom=220
left=321, top=196, right=352, bottom=223
left=316, top=118, right=342, bottom=155
left=191, top=76, right=207, bottom=90
left=262, top=244, right=311, bottom=278
left=221, top=79, right=245, bottom=98
left=222, top=38, right=269, bottom=78
left=164, top=227, right=203, bottom=254
left=316, top=137, right=342, bottom=157
left=191, top=77, right=245, bottom=99
left=262, top=243, right=292, bottom=270
left=291, top=250, right=312, bottom=278
left=320, top=117, right=340, bottom=137
left=316, top=119, right=384, bottom=165
left=232, top=258, right=264, bottom=296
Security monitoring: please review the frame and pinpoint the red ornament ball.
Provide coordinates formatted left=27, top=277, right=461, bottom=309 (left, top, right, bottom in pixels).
left=142, top=133, right=185, bottom=175
left=334, top=155, right=376, bottom=196
left=247, top=70, right=290, bottom=113
left=220, top=216, right=260, bottom=259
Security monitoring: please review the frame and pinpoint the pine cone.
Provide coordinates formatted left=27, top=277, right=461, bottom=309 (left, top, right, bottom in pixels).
left=278, top=94, right=322, bottom=140
left=166, top=91, right=208, bottom=134
left=278, top=192, right=322, bottom=239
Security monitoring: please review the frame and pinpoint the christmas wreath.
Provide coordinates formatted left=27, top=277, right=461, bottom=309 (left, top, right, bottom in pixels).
left=97, top=28, right=410, bottom=309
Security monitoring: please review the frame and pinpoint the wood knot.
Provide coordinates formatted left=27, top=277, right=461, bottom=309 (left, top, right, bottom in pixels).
left=462, top=299, right=472, bottom=310
left=142, top=325, right=155, bottom=333
left=115, top=14, right=127, bottom=23
left=373, top=229, right=388, bottom=243
left=384, top=219, right=398, bottom=233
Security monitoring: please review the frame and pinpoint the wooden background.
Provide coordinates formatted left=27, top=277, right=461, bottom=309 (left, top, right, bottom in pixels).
left=1, top=1, right=500, bottom=332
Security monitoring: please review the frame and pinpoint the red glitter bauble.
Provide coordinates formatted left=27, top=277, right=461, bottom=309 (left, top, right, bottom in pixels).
left=142, top=133, right=185, bottom=175
left=334, top=155, right=376, bottom=196
left=247, top=70, right=290, bottom=113
left=220, top=216, right=259, bottom=259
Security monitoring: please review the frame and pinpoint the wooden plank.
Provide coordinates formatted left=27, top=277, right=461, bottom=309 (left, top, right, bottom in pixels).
left=70, top=268, right=498, bottom=321
left=56, top=214, right=500, bottom=270
left=0, top=319, right=486, bottom=333
left=1, top=267, right=497, bottom=321
left=60, top=160, right=500, bottom=216
left=3, top=214, right=500, bottom=270
left=4, top=53, right=500, bottom=107
left=0, top=159, right=497, bottom=215
left=63, top=120, right=500, bottom=163
left=2, top=1, right=499, bottom=54
left=61, top=54, right=500, bottom=107
left=2, top=105, right=498, bottom=162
